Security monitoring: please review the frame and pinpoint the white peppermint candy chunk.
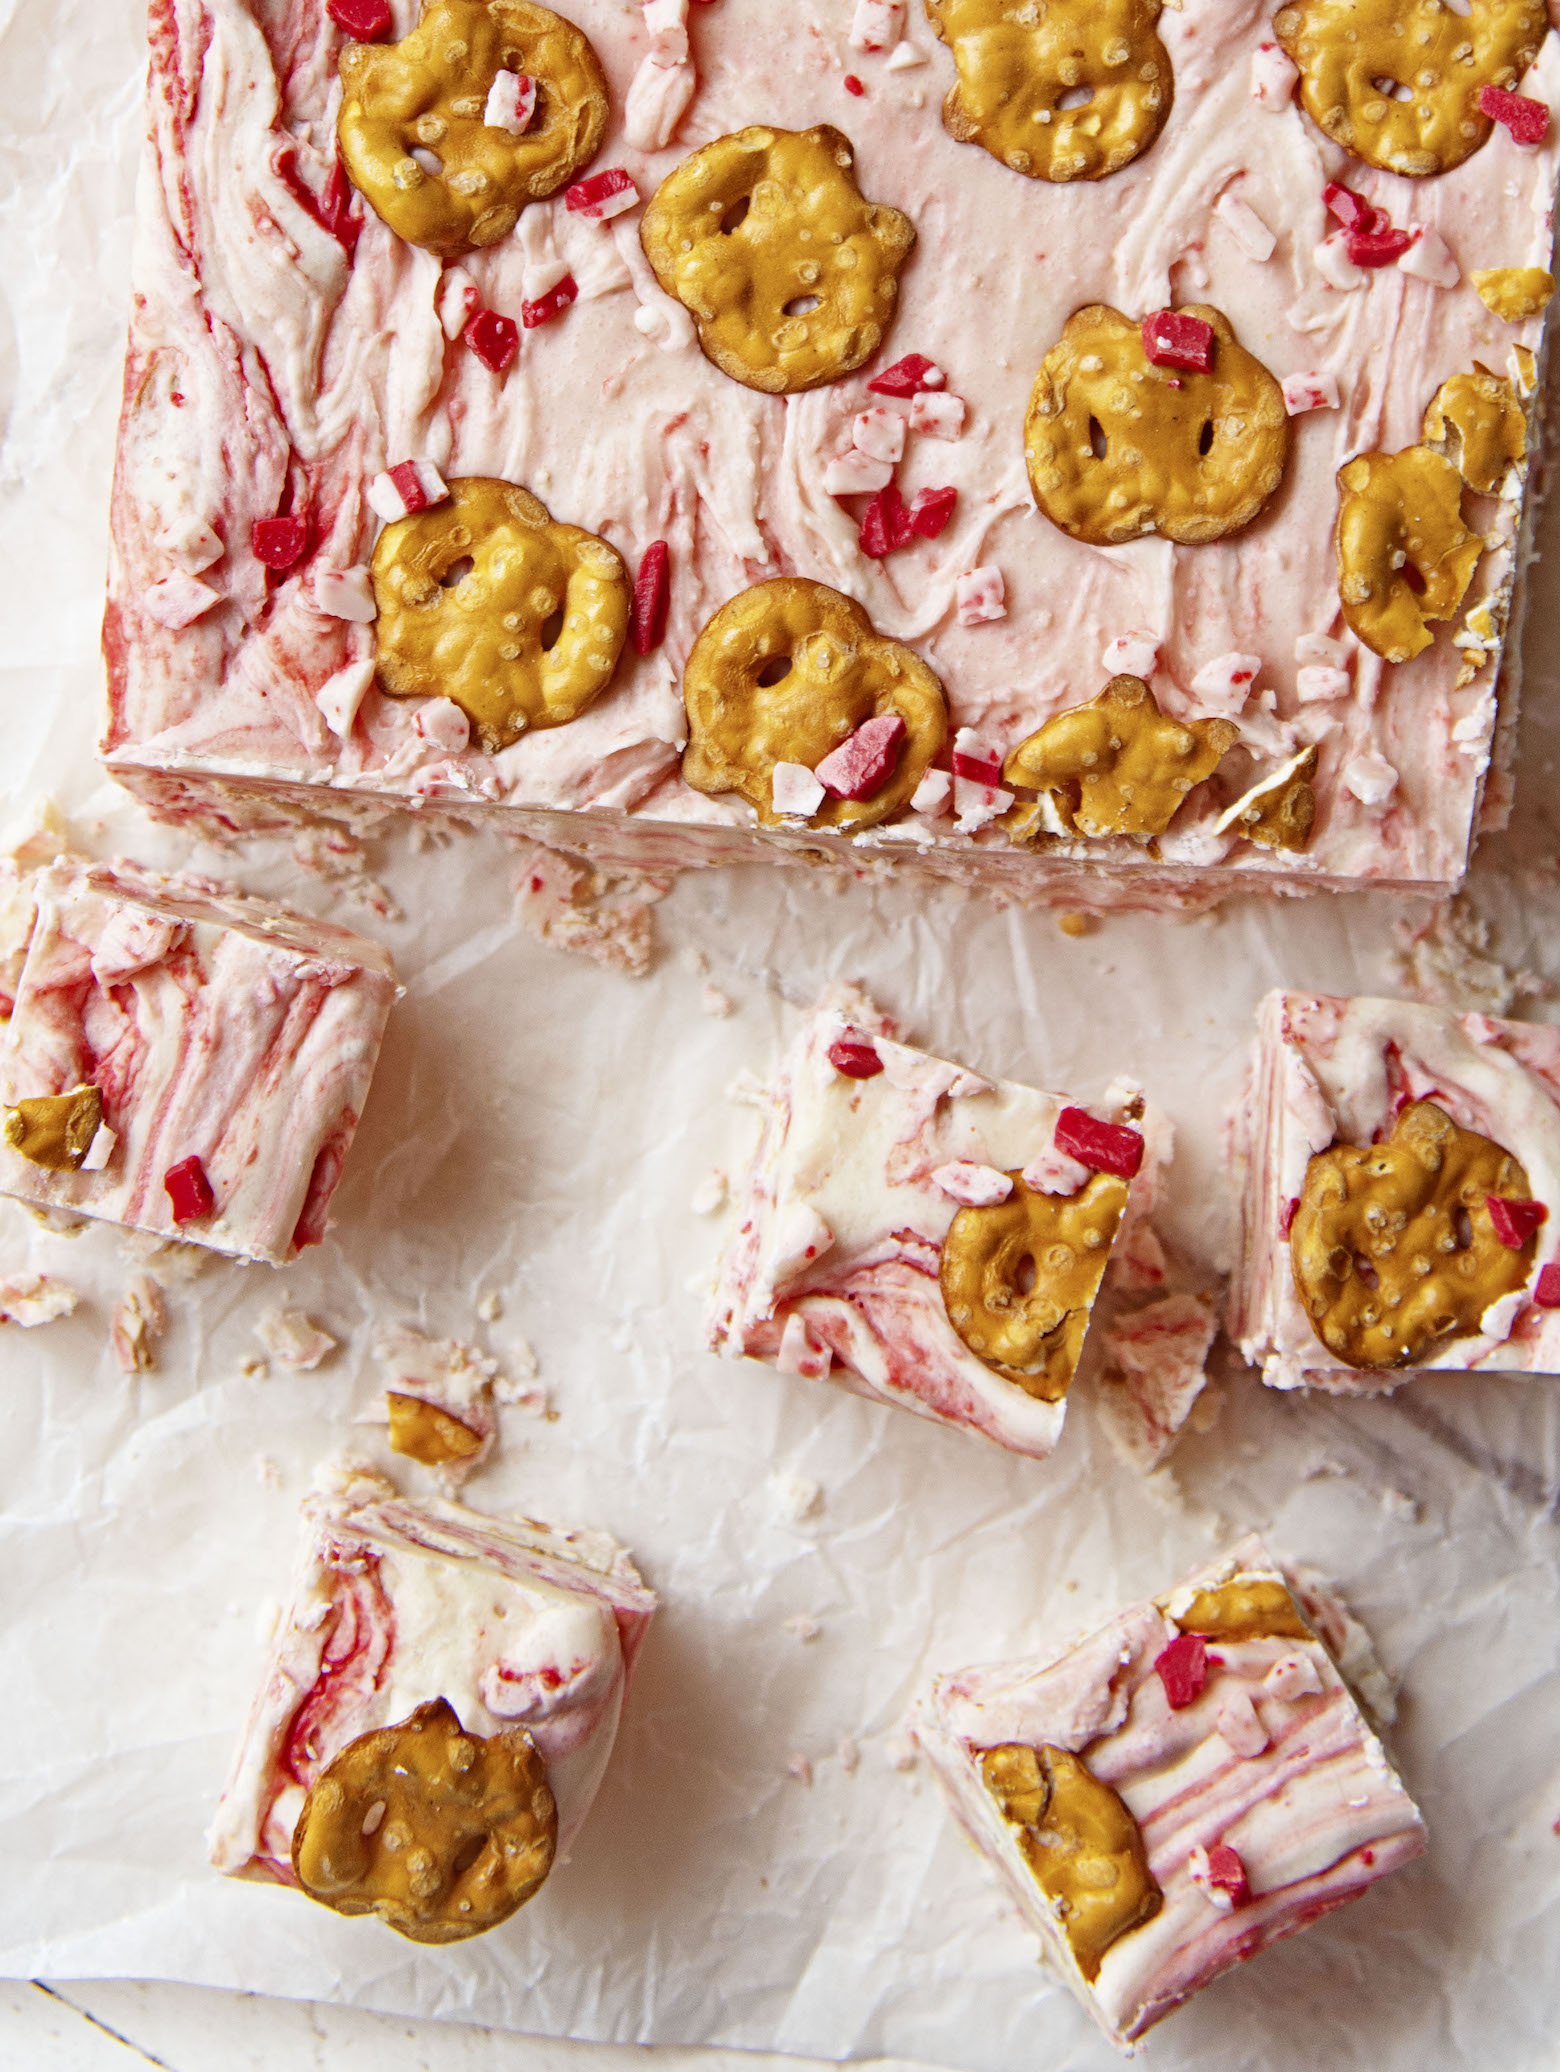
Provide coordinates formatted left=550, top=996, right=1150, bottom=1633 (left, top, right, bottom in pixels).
left=1295, top=631, right=1348, bottom=666
left=1398, top=227, right=1459, bottom=289
left=852, top=407, right=907, bottom=463
left=1189, top=651, right=1262, bottom=715
left=910, top=767, right=952, bottom=815
left=823, top=449, right=894, bottom=496
left=886, top=38, right=926, bottom=68
left=777, top=1310, right=831, bottom=1380
left=772, top=761, right=826, bottom=818
left=1314, top=234, right=1365, bottom=291
left=1216, top=1688, right=1269, bottom=1759
left=159, top=515, right=224, bottom=574
left=772, top=1202, right=835, bottom=1279
left=436, top=265, right=478, bottom=339
left=1215, top=192, right=1276, bottom=262
left=1021, top=1142, right=1091, bottom=1196
left=1283, top=370, right=1340, bottom=414
left=367, top=460, right=449, bottom=523
left=313, top=567, right=377, bottom=623
left=623, top=47, right=696, bottom=148
left=81, top=1125, right=117, bottom=1173
left=643, top=0, right=690, bottom=65
left=1263, top=1653, right=1324, bottom=1703
left=1102, top=634, right=1158, bottom=678
left=849, top=0, right=902, bottom=51
left=1344, top=751, right=1398, bottom=805
left=144, top=570, right=221, bottom=629
left=1296, top=664, right=1351, bottom=703
left=953, top=773, right=1013, bottom=830
left=484, top=69, right=536, bottom=133
left=1250, top=39, right=1299, bottom=108
left=522, top=252, right=571, bottom=299
left=316, top=657, right=375, bottom=738
left=933, top=1161, right=1013, bottom=1208
left=414, top=697, right=471, bottom=754
left=909, top=390, right=966, bottom=439
left=956, top=566, right=1006, bottom=626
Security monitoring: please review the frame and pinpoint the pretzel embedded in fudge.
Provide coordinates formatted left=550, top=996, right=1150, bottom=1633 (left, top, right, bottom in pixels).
left=979, top=1744, right=1161, bottom=1980
left=1335, top=447, right=1482, bottom=664
left=3, top=1085, right=102, bottom=1172
left=1215, top=744, right=1319, bottom=854
left=1171, top=1576, right=1311, bottom=1642
left=338, top=0, right=608, bottom=256
left=291, top=1697, right=556, bottom=1943
left=939, top=1170, right=1128, bottom=1400
left=372, top=478, right=629, bottom=752
left=1290, top=1099, right=1538, bottom=1370
left=1025, top=305, right=1289, bottom=547
left=639, top=126, right=915, bottom=394
left=1472, top=266, right=1556, bottom=321
left=1422, top=368, right=1527, bottom=496
left=1274, top=0, right=1545, bottom=178
left=681, top=578, right=947, bottom=830
left=1002, top=677, right=1238, bottom=841
left=923, top=0, right=1173, bottom=182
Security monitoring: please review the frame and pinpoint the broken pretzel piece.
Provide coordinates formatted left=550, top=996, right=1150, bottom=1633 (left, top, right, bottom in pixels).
left=1214, top=745, right=1318, bottom=853
left=1002, top=677, right=1237, bottom=841
left=387, top=1390, right=485, bottom=1466
left=1335, top=446, right=1482, bottom=664
left=3, top=1084, right=103, bottom=1172
left=1422, top=367, right=1526, bottom=496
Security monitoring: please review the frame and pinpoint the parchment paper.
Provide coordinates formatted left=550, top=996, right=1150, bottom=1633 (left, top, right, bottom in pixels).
left=3, top=4, right=1560, bottom=2069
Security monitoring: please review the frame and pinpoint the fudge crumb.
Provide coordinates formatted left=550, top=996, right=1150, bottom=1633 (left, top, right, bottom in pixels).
left=254, top=1456, right=282, bottom=1491
left=772, top=1472, right=823, bottom=1522
left=253, top=1592, right=283, bottom=1643
left=1097, top=1293, right=1217, bottom=1473
left=476, top=1290, right=503, bottom=1323
left=678, top=945, right=709, bottom=976
left=1380, top=1487, right=1420, bottom=1524
left=701, top=983, right=735, bottom=1017
left=512, top=841, right=672, bottom=977
left=690, top=1169, right=728, bottom=1216
left=784, top=1614, right=822, bottom=1643
left=0, top=1273, right=78, bottom=1328
left=1393, top=895, right=1550, bottom=1017
left=837, top=1737, right=860, bottom=1773
left=111, top=1276, right=166, bottom=1373
left=240, top=1356, right=269, bottom=1380
left=291, top=825, right=401, bottom=923
left=255, top=1306, right=336, bottom=1371
left=885, top=1735, right=918, bottom=1772
left=787, top=1754, right=814, bottom=1785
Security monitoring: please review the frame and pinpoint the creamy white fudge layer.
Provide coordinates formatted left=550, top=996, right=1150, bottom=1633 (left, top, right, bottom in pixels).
left=0, top=857, right=396, bottom=1264
left=913, top=1536, right=1425, bottom=2050
left=1231, top=989, right=1560, bottom=1392
left=209, top=1464, right=656, bottom=1885
left=104, top=0, right=1560, bottom=904
left=707, top=986, right=1150, bottom=1457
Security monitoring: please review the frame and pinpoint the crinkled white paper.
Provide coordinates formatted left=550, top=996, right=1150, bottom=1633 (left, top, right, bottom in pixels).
left=2, top=5, right=1560, bottom=2070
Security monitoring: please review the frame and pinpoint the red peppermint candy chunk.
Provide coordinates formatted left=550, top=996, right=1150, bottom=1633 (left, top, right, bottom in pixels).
left=909, top=485, right=957, bottom=539
left=1203, top=1843, right=1250, bottom=1906
left=164, top=1155, right=215, bottom=1225
left=1054, top=1104, right=1145, bottom=1179
left=951, top=729, right=1001, bottom=786
left=466, top=308, right=519, bottom=373
left=327, top=0, right=392, bottom=37
left=844, top=73, right=866, bottom=96
left=1322, top=180, right=1374, bottom=232
left=1347, top=224, right=1413, bottom=267
left=1479, top=83, right=1551, bottom=144
left=565, top=168, right=639, bottom=219
left=1487, top=1195, right=1548, bottom=1249
left=868, top=353, right=943, bottom=397
left=251, top=515, right=309, bottom=571
left=1534, top=1263, right=1560, bottom=1308
left=815, top=713, right=906, bottom=799
left=1141, top=310, right=1214, bottom=374
left=387, top=460, right=444, bottom=515
left=859, top=482, right=914, bottom=558
left=1155, top=1631, right=1210, bottom=1710
left=522, top=274, right=578, bottom=328
left=828, top=1035, right=885, bottom=1079
left=631, top=540, right=671, bottom=655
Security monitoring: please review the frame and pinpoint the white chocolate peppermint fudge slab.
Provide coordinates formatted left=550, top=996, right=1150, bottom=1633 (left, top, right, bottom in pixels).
left=1231, top=989, right=1560, bottom=1393
left=209, top=1465, right=656, bottom=1894
left=0, top=857, right=396, bottom=1265
left=707, top=988, right=1153, bottom=1458
left=104, top=0, right=1560, bottom=908
left=913, top=1537, right=1425, bottom=2051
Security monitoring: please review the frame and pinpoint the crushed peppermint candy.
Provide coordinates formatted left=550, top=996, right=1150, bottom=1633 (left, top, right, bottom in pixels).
left=910, top=767, right=951, bottom=815
left=1296, top=664, right=1350, bottom=703
left=1344, top=751, right=1398, bottom=806
left=1398, top=228, right=1459, bottom=290
left=956, top=566, right=1005, bottom=626
left=326, top=0, right=391, bottom=36
left=860, top=482, right=915, bottom=557
left=484, top=69, right=536, bottom=133
left=815, top=713, right=906, bottom=799
left=1296, top=631, right=1348, bottom=666
left=466, top=307, right=519, bottom=373
left=853, top=406, right=907, bottom=463
left=643, top=0, right=690, bottom=64
left=1250, top=40, right=1298, bottom=108
left=414, top=697, right=470, bottom=754
left=909, top=484, right=956, bottom=538
left=849, top=0, right=903, bottom=51
left=1216, top=1687, right=1269, bottom=1758
left=1283, top=370, right=1340, bottom=414
left=1021, top=1141, right=1091, bottom=1196
left=522, top=274, right=578, bottom=327
left=953, top=770, right=1012, bottom=831
left=1487, top=1196, right=1548, bottom=1249
left=828, top=1034, right=885, bottom=1078
left=632, top=540, right=671, bottom=654
left=933, top=1161, right=1013, bottom=1208
left=951, top=728, right=1001, bottom=785
left=1348, top=223, right=1412, bottom=268
left=1263, top=1652, right=1323, bottom=1703
left=885, top=40, right=925, bottom=68
left=566, top=168, right=639, bottom=219
left=313, top=567, right=377, bottom=622
left=367, top=460, right=449, bottom=523
left=824, top=449, right=894, bottom=497
left=772, top=762, right=826, bottom=818
left=316, top=658, right=375, bottom=739
left=81, top=1124, right=117, bottom=1173
left=1154, top=1631, right=1209, bottom=1710
left=144, top=570, right=221, bottom=629
left=1479, top=83, right=1550, bottom=145
left=1323, top=181, right=1377, bottom=233
left=1314, top=234, right=1366, bottom=292
left=1536, top=1264, right=1560, bottom=1308
left=165, top=1154, right=216, bottom=1224
left=437, top=265, right=478, bottom=339
left=1102, top=634, right=1158, bottom=678
left=909, top=390, right=966, bottom=438
left=1189, top=1842, right=1251, bottom=1910
left=868, top=353, right=943, bottom=396
left=1141, top=310, right=1214, bottom=373
left=1215, top=192, right=1276, bottom=263
left=1055, top=1105, right=1144, bottom=1178
left=1189, top=651, right=1261, bottom=715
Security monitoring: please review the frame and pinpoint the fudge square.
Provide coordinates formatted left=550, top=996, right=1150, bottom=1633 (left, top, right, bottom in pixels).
left=0, top=857, right=396, bottom=1265
left=912, top=1536, right=1425, bottom=2050
left=103, top=0, right=1560, bottom=909
left=1230, top=989, right=1560, bottom=1393
left=707, top=987, right=1154, bottom=1459
left=208, top=1464, right=656, bottom=1944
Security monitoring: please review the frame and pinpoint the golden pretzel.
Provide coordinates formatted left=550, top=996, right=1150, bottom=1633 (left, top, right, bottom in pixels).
left=639, top=126, right=915, bottom=394
left=3, top=1084, right=102, bottom=1172
left=372, top=478, right=629, bottom=752
left=938, top=1170, right=1128, bottom=1401
left=1172, top=1578, right=1311, bottom=1642
left=1002, top=677, right=1238, bottom=841
left=1422, top=367, right=1527, bottom=496
left=1218, top=745, right=1319, bottom=853
left=680, top=578, right=946, bottom=830
left=1025, top=304, right=1289, bottom=547
left=1335, top=447, right=1482, bottom=664
left=291, top=1697, right=556, bottom=1944
left=1471, top=267, right=1555, bottom=322
left=1290, top=1099, right=1537, bottom=1371
left=980, top=1744, right=1161, bottom=1981
left=923, top=0, right=1172, bottom=182
left=338, top=0, right=608, bottom=256
left=387, top=1391, right=484, bottom=1466
left=1274, top=0, right=1545, bottom=178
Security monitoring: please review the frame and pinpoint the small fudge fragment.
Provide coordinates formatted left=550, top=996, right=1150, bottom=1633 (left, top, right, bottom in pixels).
left=706, top=987, right=1151, bottom=1458
left=0, top=858, right=396, bottom=1266
left=913, top=1537, right=1424, bottom=2049
left=1230, top=991, right=1560, bottom=1393
left=208, top=1464, right=655, bottom=1941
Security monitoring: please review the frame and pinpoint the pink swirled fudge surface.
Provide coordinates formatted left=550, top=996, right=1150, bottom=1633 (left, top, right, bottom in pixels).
left=0, top=856, right=396, bottom=1264
left=103, top=0, right=1560, bottom=904
left=208, top=1464, right=657, bottom=1886
left=1230, top=988, right=1560, bottom=1392
left=913, top=1536, right=1425, bottom=2049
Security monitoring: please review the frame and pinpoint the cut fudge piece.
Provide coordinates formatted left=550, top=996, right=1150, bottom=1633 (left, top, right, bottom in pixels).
left=913, top=1536, right=1425, bottom=2050
left=707, top=988, right=1153, bottom=1458
left=0, top=857, right=396, bottom=1266
left=103, top=1, right=1560, bottom=908
left=1230, top=990, right=1560, bottom=1392
left=209, top=1464, right=655, bottom=1942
